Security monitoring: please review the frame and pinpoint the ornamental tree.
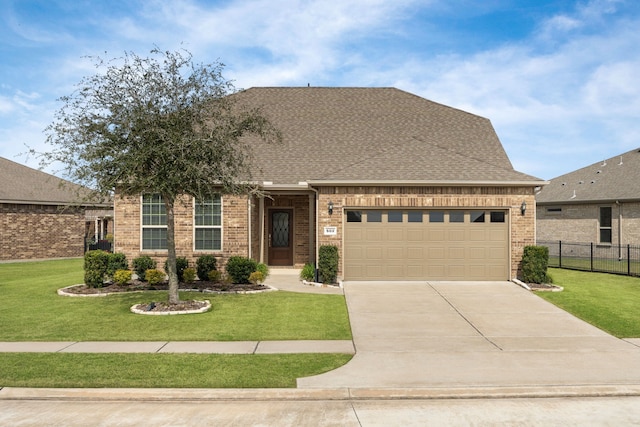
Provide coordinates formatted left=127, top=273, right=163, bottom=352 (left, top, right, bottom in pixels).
left=40, top=48, right=280, bottom=304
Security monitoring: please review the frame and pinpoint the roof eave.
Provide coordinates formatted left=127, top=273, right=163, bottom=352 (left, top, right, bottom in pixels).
left=306, top=179, right=549, bottom=187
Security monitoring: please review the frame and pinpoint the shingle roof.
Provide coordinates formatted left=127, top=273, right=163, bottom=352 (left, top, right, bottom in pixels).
left=0, top=156, right=98, bottom=205
left=536, top=147, right=640, bottom=204
left=234, top=87, right=542, bottom=185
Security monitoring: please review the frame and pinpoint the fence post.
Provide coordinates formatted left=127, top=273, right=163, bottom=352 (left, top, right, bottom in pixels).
left=590, top=242, right=594, bottom=272
left=628, top=244, right=631, bottom=276
left=558, top=240, right=562, bottom=268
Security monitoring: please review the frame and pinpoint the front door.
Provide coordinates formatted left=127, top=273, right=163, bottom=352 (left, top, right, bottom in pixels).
left=269, top=209, right=294, bottom=266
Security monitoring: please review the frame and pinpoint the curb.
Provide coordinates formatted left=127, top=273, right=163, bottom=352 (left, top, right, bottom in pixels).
left=3, top=384, right=640, bottom=402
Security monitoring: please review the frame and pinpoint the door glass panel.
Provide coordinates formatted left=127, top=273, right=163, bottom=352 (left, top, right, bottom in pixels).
left=449, top=211, right=465, bottom=223
left=367, top=211, right=382, bottom=222
left=471, top=211, right=485, bottom=223
left=490, top=211, right=505, bottom=223
left=272, top=212, right=289, bottom=247
left=388, top=211, right=403, bottom=222
left=408, top=211, right=423, bottom=223
left=347, top=211, right=362, bottom=222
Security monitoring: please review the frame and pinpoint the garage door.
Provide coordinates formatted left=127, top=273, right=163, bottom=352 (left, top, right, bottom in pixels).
left=344, top=209, right=509, bottom=281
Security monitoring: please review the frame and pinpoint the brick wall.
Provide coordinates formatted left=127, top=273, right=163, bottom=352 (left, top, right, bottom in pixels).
left=537, top=201, right=640, bottom=245
left=316, top=186, right=536, bottom=280
left=0, top=203, right=85, bottom=261
left=114, top=193, right=250, bottom=272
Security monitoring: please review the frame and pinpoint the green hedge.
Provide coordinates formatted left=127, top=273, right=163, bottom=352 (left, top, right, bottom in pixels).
left=318, top=245, right=339, bottom=284
left=521, top=245, right=552, bottom=284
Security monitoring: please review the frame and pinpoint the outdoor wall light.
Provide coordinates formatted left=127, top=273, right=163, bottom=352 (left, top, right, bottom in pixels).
left=328, top=201, right=334, bottom=215
left=520, top=200, right=527, bottom=216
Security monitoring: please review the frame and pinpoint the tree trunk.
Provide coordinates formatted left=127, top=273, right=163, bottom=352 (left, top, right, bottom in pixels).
left=164, top=197, right=180, bottom=304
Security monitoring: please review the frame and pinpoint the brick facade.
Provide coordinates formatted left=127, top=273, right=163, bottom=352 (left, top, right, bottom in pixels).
left=536, top=201, right=640, bottom=245
left=115, top=186, right=536, bottom=280
left=0, top=203, right=85, bottom=261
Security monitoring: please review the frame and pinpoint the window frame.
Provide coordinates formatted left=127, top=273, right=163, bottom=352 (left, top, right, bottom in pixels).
left=599, top=206, right=612, bottom=244
left=194, top=196, right=223, bottom=252
left=141, top=194, right=168, bottom=251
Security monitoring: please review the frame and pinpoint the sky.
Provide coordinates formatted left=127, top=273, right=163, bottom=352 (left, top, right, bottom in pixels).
left=1, top=0, right=639, bottom=181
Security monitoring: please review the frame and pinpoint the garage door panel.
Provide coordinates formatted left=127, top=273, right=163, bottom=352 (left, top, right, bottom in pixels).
left=345, top=209, right=508, bottom=281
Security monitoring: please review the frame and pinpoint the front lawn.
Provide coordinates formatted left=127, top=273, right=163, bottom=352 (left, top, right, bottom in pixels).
left=0, top=259, right=353, bottom=388
left=538, top=268, right=640, bottom=338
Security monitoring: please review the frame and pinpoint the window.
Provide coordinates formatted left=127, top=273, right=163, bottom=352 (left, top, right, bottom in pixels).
left=407, top=211, right=423, bottom=223
left=429, top=211, right=444, bottom=223
left=142, top=194, right=167, bottom=250
left=347, top=211, right=362, bottom=222
left=471, top=211, right=485, bottom=223
left=599, top=206, right=612, bottom=244
left=449, top=211, right=465, bottom=223
left=388, top=211, right=403, bottom=223
left=490, top=211, right=505, bottom=223
left=195, top=197, right=222, bottom=250
left=367, top=211, right=382, bottom=222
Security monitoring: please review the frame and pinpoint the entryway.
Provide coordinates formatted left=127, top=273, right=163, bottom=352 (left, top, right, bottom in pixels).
left=268, top=208, right=294, bottom=266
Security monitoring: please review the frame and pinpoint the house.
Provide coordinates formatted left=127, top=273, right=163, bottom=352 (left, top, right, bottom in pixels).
left=0, top=157, right=112, bottom=261
left=114, top=87, right=545, bottom=281
left=536, top=147, right=640, bottom=246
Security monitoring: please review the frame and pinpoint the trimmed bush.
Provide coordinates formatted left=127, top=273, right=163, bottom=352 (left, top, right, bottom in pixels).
left=318, top=245, right=339, bottom=284
left=300, top=263, right=315, bottom=281
left=256, top=263, right=269, bottom=280
left=521, top=245, right=552, bottom=284
left=164, top=257, right=189, bottom=282
left=84, top=250, right=109, bottom=288
left=132, top=256, right=156, bottom=281
left=249, top=271, right=264, bottom=284
left=183, top=267, right=197, bottom=284
left=208, top=270, right=222, bottom=283
left=145, top=269, right=165, bottom=286
left=196, top=255, right=217, bottom=281
left=113, top=269, right=132, bottom=286
left=106, top=253, right=128, bottom=278
left=225, top=256, right=258, bottom=284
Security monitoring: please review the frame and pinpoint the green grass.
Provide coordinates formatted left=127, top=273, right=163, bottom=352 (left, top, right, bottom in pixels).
left=0, top=353, right=352, bottom=388
left=0, top=259, right=351, bottom=341
left=0, top=259, right=353, bottom=388
left=539, top=268, right=640, bottom=338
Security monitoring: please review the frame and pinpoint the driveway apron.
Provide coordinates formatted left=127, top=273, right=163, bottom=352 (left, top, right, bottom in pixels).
left=297, top=281, right=640, bottom=389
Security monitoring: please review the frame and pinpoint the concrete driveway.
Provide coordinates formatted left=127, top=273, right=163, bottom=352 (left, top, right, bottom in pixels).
left=298, top=281, right=640, bottom=389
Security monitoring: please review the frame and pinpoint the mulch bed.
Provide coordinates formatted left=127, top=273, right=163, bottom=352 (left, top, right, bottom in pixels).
left=62, top=280, right=269, bottom=295
left=527, top=282, right=563, bottom=291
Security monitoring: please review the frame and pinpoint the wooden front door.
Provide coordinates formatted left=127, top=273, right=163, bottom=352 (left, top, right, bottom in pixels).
left=268, top=209, right=294, bottom=266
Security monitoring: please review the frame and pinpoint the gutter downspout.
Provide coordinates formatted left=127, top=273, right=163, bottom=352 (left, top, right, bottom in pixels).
left=617, top=200, right=623, bottom=260
left=309, top=185, right=320, bottom=281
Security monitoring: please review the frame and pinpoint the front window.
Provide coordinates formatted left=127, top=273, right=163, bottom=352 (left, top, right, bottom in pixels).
left=195, top=196, right=222, bottom=251
left=142, top=194, right=167, bottom=250
left=599, top=206, right=612, bottom=244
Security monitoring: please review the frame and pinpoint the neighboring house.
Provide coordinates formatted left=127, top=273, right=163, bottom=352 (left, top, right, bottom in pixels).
left=114, top=87, right=545, bottom=281
left=536, top=147, right=640, bottom=246
left=0, top=157, right=112, bottom=261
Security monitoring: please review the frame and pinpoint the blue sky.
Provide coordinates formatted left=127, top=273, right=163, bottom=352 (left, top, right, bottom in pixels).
left=1, top=0, right=639, bottom=180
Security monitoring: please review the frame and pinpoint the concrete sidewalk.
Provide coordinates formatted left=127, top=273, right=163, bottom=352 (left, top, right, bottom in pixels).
left=0, top=340, right=355, bottom=354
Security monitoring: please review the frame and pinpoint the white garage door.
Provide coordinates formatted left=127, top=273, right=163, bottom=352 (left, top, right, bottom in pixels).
left=344, top=209, right=509, bottom=281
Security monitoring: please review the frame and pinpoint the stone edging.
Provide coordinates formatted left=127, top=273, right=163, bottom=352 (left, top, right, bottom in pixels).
left=302, top=280, right=342, bottom=289
left=130, top=300, right=211, bottom=316
left=57, top=284, right=278, bottom=297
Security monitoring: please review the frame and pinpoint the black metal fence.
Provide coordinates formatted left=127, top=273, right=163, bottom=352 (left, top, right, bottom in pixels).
left=85, top=240, right=113, bottom=253
left=537, top=240, right=640, bottom=277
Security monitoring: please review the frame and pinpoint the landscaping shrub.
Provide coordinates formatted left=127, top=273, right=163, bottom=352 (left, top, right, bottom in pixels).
left=183, top=267, right=197, bottom=284
left=256, top=263, right=269, bottom=280
left=164, top=257, right=189, bottom=282
left=196, top=255, right=217, bottom=280
left=521, top=245, right=552, bottom=284
left=106, top=253, right=128, bottom=278
left=113, top=269, right=132, bottom=286
left=132, top=256, right=156, bottom=281
left=249, top=271, right=264, bottom=284
left=225, top=256, right=258, bottom=284
left=208, top=270, right=222, bottom=283
left=145, top=269, right=165, bottom=286
left=318, top=245, right=339, bottom=284
left=84, top=250, right=109, bottom=288
left=300, top=263, right=315, bottom=281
